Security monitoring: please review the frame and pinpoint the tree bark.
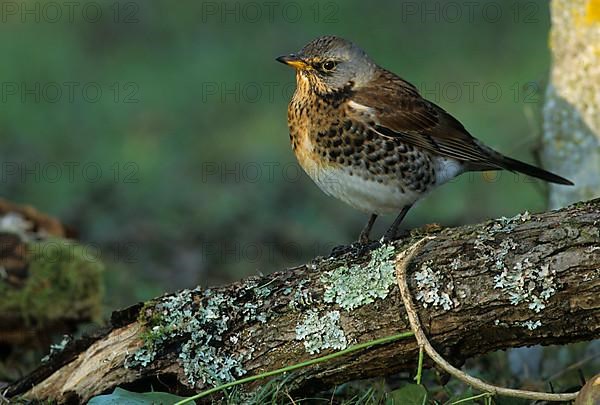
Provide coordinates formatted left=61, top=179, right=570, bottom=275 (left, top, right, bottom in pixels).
left=542, top=0, right=600, bottom=209
left=6, top=199, right=600, bottom=404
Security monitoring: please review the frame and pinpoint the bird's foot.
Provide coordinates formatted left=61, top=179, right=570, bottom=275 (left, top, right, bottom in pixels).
left=330, top=239, right=378, bottom=258
left=330, top=244, right=353, bottom=257
left=382, top=228, right=410, bottom=243
left=358, top=231, right=370, bottom=245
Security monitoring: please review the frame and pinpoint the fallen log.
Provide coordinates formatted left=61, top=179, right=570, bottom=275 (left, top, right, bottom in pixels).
left=6, top=199, right=600, bottom=403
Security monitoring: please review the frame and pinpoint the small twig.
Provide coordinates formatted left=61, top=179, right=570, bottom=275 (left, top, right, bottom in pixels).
left=450, top=392, right=492, bottom=405
left=394, top=237, right=579, bottom=403
left=284, top=390, right=298, bottom=405
left=546, top=351, right=600, bottom=381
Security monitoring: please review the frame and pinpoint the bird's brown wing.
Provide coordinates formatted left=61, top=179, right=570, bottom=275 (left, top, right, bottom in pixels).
left=350, top=70, right=503, bottom=169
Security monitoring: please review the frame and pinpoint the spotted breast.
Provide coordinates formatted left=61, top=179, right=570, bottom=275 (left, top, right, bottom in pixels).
left=287, top=72, right=457, bottom=215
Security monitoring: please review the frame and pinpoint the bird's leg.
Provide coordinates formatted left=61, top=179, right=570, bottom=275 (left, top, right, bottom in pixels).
left=331, top=214, right=377, bottom=257
left=384, top=205, right=412, bottom=241
left=358, top=214, right=378, bottom=244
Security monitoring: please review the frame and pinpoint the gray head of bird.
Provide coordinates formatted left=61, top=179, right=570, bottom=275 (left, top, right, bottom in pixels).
left=277, top=35, right=376, bottom=96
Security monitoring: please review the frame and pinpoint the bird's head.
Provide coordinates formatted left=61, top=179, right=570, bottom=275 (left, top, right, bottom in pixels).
left=277, top=36, right=376, bottom=97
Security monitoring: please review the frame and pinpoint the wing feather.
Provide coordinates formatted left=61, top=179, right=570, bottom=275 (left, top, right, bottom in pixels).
left=350, top=69, right=502, bottom=169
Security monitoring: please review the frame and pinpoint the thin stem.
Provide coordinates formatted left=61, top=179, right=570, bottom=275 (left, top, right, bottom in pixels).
left=415, top=346, right=424, bottom=385
left=449, top=392, right=491, bottom=404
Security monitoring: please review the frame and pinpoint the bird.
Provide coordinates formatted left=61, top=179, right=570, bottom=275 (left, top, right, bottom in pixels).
left=276, top=35, right=573, bottom=243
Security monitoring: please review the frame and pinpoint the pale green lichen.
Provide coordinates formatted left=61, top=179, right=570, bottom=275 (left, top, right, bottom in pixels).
left=474, top=224, right=559, bottom=329
left=295, top=310, right=347, bottom=354
left=475, top=235, right=517, bottom=271
left=414, top=260, right=455, bottom=310
left=242, top=301, right=267, bottom=323
left=321, top=244, right=396, bottom=310
left=253, top=283, right=273, bottom=299
left=41, top=334, right=72, bottom=362
left=493, top=260, right=557, bottom=312
left=520, top=320, right=542, bottom=330
left=294, top=280, right=312, bottom=305
left=495, top=319, right=542, bottom=330
left=450, top=257, right=462, bottom=270
left=127, top=287, right=262, bottom=387
left=491, top=211, right=532, bottom=232
left=287, top=279, right=313, bottom=310
left=241, top=280, right=273, bottom=323
left=127, top=279, right=273, bottom=386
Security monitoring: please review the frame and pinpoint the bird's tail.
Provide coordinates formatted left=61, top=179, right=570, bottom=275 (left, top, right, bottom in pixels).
left=497, top=156, right=573, bottom=185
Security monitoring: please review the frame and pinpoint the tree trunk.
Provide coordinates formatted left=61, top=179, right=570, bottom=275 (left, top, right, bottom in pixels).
left=542, top=0, right=600, bottom=209
left=6, top=199, right=600, bottom=403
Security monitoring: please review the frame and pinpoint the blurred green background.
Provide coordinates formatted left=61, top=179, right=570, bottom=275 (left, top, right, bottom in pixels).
left=1, top=0, right=553, bottom=307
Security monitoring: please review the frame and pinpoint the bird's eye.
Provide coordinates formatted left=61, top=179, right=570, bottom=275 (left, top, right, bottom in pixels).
left=321, top=61, right=337, bottom=71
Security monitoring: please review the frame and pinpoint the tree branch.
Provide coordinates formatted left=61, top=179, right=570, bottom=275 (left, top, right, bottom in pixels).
left=394, top=236, right=578, bottom=402
left=6, top=199, right=600, bottom=403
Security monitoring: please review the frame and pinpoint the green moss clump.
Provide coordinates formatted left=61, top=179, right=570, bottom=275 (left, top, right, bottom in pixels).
left=0, top=237, right=103, bottom=326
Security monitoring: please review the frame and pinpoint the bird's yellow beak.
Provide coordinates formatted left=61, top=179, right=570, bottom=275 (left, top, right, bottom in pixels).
left=276, top=54, right=310, bottom=70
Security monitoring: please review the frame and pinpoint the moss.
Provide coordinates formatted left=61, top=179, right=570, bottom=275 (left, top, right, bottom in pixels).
left=321, top=244, right=396, bottom=310
left=0, top=236, right=103, bottom=325
left=295, top=310, right=347, bottom=354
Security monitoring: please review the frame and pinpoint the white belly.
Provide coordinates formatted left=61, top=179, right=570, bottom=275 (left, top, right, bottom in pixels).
left=309, top=166, right=421, bottom=215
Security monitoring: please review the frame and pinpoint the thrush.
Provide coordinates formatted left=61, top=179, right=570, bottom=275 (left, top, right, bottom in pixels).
left=276, top=35, right=573, bottom=243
